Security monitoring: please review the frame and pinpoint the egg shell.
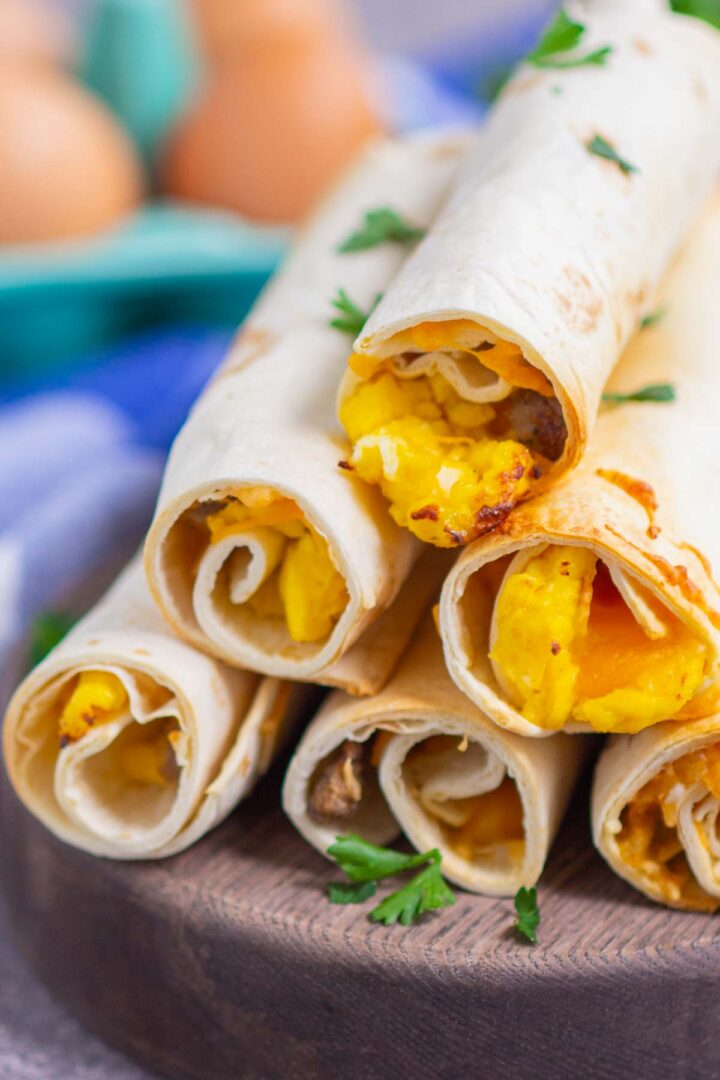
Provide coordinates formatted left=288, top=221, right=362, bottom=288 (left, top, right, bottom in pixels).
left=0, top=64, right=144, bottom=245
left=0, top=0, right=72, bottom=67
left=189, top=0, right=352, bottom=65
left=162, top=37, right=382, bottom=223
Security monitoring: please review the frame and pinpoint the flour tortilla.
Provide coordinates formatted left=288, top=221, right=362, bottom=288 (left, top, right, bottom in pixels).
left=440, top=190, right=720, bottom=737
left=593, top=716, right=720, bottom=909
left=3, top=560, right=311, bottom=859
left=342, top=0, right=720, bottom=507
left=283, top=618, right=588, bottom=895
left=144, top=134, right=467, bottom=688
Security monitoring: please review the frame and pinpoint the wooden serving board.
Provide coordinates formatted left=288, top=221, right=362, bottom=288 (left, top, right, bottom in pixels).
left=1, top=760, right=718, bottom=1080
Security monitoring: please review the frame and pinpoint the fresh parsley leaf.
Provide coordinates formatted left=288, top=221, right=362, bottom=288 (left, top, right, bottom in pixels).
left=640, top=307, right=666, bottom=330
left=602, top=382, right=676, bottom=405
left=370, top=859, right=456, bottom=927
left=527, top=7, right=612, bottom=69
left=329, top=289, right=382, bottom=336
left=586, top=134, right=639, bottom=176
left=531, top=6, right=584, bottom=56
left=670, top=0, right=720, bottom=30
left=338, top=207, right=426, bottom=253
left=29, top=612, right=75, bottom=668
left=514, top=886, right=540, bottom=944
left=327, top=880, right=377, bottom=904
left=327, top=834, right=431, bottom=883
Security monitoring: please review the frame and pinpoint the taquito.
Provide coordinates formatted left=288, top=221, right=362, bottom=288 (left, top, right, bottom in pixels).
left=283, top=618, right=586, bottom=894
left=593, top=717, right=720, bottom=911
left=439, top=191, right=720, bottom=738
left=3, top=561, right=309, bottom=859
left=337, top=0, right=720, bottom=547
left=144, top=134, right=466, bottom=690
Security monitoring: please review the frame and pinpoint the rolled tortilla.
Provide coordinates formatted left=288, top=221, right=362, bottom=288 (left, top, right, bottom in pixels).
left=283, top=617, right=587, bottom=894
left=144, top=133, right=466, bottom=689
left=439, top=190, right=720, bottom=738
left=3, top=560, right=311, bottom=859
left=336, top=0, right=720, bottom=548
left=593, top=716, right=720, bottom=911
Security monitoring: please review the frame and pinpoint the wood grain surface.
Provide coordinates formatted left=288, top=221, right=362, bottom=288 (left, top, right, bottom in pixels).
left=1, top=756, right=719, bottom=1080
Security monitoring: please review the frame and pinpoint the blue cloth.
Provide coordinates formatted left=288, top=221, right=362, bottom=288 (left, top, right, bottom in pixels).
left=0, top=325, right=232, bottom=451
left=0, top=419, right=163, bottom=704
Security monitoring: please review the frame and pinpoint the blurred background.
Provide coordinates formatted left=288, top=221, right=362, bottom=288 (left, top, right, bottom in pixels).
left=0, top=1, right=552, bottom=1077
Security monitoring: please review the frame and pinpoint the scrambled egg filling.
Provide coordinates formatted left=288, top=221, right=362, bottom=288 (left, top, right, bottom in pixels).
left=616, top=746, right=720, bottom=911
left=119, top=727, right=179, bottom=787
left=205, top=488, right=348, bottom=644
left=340, top=371, right=534, bottom=547
left=407, top=735, right=525, bottom=862
left=58, top=673, right=180, bottom=787
left=58, top=671, right=128, bottom=746
left=445, top=778, right=525, bottom=863
left=490, top=546, right=709, bottom=733
left=340, top=320, right=555, bottom=548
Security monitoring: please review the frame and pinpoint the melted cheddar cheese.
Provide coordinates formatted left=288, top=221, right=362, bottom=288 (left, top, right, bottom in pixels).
left=340, top=320, right=554, bottom=548
left=206, top=489, right=348, bottom=643
left=58, top=671, right=128, bottom=745
left=616, top=745, right=720, bottom=911
left=491, top=546, right=709, bottom=733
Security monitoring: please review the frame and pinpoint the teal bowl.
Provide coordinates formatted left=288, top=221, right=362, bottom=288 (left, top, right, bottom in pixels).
left=0, top=202, right=286, bottom=379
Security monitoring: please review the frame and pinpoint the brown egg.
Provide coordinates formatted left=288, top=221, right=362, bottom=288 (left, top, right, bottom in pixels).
left=162, top=38, right=382, bottom=223
left=189, top=0, right=346, bottom=66
left=0, top=0, right=72, bottom=67
left=0, top=65, right=143, bottom=245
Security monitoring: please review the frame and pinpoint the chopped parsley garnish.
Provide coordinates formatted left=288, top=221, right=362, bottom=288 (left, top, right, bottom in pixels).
left=670, top=0, right=720, bottom=30
left=370, top=859, right=456, bottom=926
left=338, top=207, right=426, bottom=253
left=326, top=834, right=456, bottom=926
left=527, top=7, right=612, bottom=69
left=328, top=833, right=433, bottom=881
left=603, top=382, right=676, bottom=405
left=329, top=289, right=382, bottom=336
left=327, top=880, right=377, bottom=904
left=514, top=886, right=540, bottom=944
left=586, top=134, right=639, bottom=176
left=602, top=382, right=676, bottom=405
left=640, top=307, right=666, bottom=330
left=29, top=612, right=75, bottom=668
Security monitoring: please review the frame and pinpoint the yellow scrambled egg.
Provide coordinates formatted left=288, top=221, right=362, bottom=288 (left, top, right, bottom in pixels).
left=616, top=746, right=720, bottom=911
left=340, top=320, right=551, bottom=548
left=58, top=673, right=179, bottom=786
left=340, top=371, right=533, bottom=547
left=490, top=546, right=709, bottom=733
left=205, top=489, right=348, bottom=643
left=58, top=671, right=128, bottom=746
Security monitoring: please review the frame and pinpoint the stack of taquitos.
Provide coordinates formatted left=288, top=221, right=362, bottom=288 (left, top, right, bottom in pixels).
left=6, top=0, right=720, bottom=919
left=285, top=190, right=720, bottom=903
